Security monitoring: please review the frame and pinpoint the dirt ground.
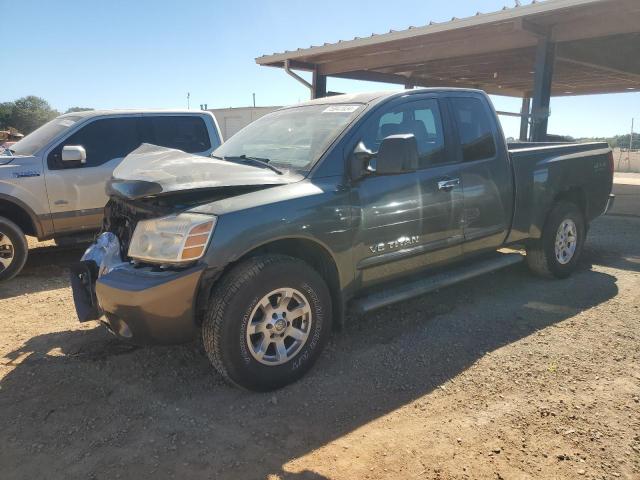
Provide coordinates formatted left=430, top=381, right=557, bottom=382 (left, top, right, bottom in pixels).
left=1, top=214, right=638, bottom=480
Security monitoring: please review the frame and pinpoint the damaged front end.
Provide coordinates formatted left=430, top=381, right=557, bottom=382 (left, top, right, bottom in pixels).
left=102, top=144, right=301, bottom=258
left=70, top=232, right=125, bottom=322
left=70, top=230, right=207, bottom=344
left=70, top=144, right=300, bottom=344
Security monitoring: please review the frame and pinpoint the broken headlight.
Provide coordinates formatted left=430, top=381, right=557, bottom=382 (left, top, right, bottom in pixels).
left=128, top=213, right=216, bottom=265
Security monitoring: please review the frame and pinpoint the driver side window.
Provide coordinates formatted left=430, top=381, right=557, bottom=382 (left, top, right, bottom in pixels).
left=47, top=117, right=141, bottom=170
left=360, top=99, right=446, bottom=169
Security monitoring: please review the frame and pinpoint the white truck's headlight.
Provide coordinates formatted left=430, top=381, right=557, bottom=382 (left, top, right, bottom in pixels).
left=128, top=213, right=216, bottom=264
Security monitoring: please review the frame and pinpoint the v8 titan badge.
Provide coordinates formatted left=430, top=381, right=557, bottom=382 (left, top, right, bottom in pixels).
left=369, top=235, right=419, bottom=254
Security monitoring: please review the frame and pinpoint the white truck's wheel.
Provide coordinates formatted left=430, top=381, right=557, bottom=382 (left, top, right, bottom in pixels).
left=0, top=216, right=28, bottom=282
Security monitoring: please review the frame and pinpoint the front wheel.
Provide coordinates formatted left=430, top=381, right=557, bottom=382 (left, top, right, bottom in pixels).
left=0, top=216, right=28, bottom=282
left=202, top=254, right=332, bottom=391
left=526, top=201, right=586, bottom=279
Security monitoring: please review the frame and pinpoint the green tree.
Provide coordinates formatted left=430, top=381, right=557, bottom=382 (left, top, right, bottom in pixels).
left=64, top=107, right=94, bottom=114
left=0, top=102, right=15, bottom=129
left=9, top=96, right=59, bottom=134
left=611, top=133, right=640, bottom=150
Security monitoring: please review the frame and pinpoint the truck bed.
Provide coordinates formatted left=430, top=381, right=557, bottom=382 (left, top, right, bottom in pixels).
left=505, top=141, right=613, bottom=244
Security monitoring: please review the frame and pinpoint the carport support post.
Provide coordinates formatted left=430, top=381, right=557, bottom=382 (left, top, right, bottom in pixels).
left=530, top=36, right=556, bottom=141
left=519, top=97, right=530, bottom=141
left=312, top=70, right=327, bottom=99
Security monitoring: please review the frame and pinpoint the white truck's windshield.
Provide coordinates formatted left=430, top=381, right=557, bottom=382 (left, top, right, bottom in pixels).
left=212, top=104, right=364, bottom=172
left=10, top=115, right=83, bottom=156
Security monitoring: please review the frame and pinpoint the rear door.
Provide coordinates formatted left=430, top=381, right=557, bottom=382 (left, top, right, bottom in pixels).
left=448, top=95, right=513, bottom=254
left=352, top=96, right=464, bottom=288
left=44, top=116, right=142, bottom=234
left=138, top=114, right=216, bottom=154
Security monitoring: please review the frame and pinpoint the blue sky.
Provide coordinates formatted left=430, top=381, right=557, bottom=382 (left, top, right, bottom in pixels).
left=4, top=0, right=638, bottom=139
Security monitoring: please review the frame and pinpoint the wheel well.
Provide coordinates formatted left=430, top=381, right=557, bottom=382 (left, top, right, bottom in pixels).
left=248, top=238, right=344, bottom=330
left=196, top=238, right=345, bottom=330
left=0, top=199, right=37, bottom=237
left=553, top=187, right=587, bottom=219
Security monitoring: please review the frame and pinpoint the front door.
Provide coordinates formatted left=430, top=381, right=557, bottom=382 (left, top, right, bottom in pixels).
left=44, top=116, right=142, bottom=234
left=352, top=96, right=464, bottom=288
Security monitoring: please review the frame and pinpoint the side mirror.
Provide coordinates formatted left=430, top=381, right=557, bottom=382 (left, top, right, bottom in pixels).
left=349, top=141, right=374, bottom=180
left=61, top=145, right=87, bottom=164
left=376, top=134, right=418, bottom=175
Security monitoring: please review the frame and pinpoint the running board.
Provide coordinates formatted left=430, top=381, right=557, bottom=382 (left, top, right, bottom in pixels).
left=351, top=252, right=524, bottom=315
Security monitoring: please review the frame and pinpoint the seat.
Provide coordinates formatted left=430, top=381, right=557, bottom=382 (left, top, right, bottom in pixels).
left=379, top=123, right=400, bottom=140
left=402, top=120, right=430, bottom=153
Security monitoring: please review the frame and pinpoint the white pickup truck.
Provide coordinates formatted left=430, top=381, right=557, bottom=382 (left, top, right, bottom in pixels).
left=0, top=110, right=222, bottom=281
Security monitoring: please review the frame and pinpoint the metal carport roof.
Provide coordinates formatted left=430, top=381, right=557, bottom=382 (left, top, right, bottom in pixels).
left=256, top=0, right=640, bottom=97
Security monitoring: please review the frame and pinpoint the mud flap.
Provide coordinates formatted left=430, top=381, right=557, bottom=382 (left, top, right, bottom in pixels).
left=70, top=260, right=101, bottom=322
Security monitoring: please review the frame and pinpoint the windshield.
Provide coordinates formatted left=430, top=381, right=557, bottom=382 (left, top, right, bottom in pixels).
left=11, top=115, right=82, bottom=156
left=212, top=104, right=364, bottom=172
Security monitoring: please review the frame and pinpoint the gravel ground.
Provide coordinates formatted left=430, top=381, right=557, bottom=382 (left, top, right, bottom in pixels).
left=0, top=215, right=638, bottom=480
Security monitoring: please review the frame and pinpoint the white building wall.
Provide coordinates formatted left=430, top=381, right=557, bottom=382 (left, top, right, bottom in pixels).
left=208, top=106, right=280, bottom=140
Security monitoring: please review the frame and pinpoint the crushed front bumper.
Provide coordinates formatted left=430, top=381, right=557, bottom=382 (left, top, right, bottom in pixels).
left=71, top=232, right=204, bottom=344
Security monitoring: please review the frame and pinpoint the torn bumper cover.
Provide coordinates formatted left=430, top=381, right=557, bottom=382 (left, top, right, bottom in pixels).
left=70, top=232, right=204, bottom=344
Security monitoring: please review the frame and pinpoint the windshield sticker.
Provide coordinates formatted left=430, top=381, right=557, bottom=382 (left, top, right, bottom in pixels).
left=322, top=105, right=359, bottom=113
left=58, top=119, right=76, bottom=127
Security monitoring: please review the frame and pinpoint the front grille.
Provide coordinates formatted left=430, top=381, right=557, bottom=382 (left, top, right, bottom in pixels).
left=103, top=197, right=169, bottom=259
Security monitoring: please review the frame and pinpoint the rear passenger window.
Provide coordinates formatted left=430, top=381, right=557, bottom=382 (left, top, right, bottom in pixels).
left=48, top=117, right=141, bottom=169
left=145, top=116, right=211, bottom=153
left=450, top=97, right=496, bottom=162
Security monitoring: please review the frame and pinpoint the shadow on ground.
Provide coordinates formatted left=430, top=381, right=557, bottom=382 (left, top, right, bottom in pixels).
left=0, top=243, right=87, bottom=299
left=0, top=216, right=636, bottom=480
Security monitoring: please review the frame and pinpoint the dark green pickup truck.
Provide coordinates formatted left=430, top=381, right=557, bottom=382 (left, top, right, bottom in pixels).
left=71, top=88, right=615, bottom=390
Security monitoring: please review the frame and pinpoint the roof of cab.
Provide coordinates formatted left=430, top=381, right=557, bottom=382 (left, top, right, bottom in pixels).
left=58, top=109, right=212, bottom=119
left=287, top=87, right=486, bottom=108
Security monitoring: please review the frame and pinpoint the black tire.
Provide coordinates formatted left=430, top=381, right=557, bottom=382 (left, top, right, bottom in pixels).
left=202, top=254, right=332, bottom=391
left=526, top=201, right=586, bottom=279
left=0, top=216, right=28, bottom=282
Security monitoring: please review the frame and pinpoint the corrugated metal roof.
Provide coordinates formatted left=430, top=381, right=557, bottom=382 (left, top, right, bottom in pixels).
left=255, top=0, right=640, bottom=98
left=256, top=0, right=602, bottom=64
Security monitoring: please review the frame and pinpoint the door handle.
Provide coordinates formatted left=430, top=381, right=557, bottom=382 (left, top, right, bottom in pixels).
left=437, top=178, right=460, bottom=192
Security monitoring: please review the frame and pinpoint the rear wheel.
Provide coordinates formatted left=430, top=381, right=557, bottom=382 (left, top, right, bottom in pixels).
left=526, top=201, right=585, bottom=279
left=0, top=216, right=28, bottom=282
left=202, top=254, right=332, bottom=391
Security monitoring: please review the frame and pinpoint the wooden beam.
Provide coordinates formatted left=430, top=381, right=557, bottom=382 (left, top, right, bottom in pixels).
left=515, top=18, right=551, bottom=38
left=549, top=1, right=640, bottom=43
left=556, top=33, right=640, bottom=79
left=330, top=70, right=409, bottom=85
left=316, top=30, right=536, bottom=76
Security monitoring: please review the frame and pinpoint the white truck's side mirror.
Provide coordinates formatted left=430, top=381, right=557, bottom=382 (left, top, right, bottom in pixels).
left=61, top=145, right=87, bottom=164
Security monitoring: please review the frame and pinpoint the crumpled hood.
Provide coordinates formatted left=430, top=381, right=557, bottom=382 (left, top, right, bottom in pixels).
left=108, top=144, right=302, bottom=200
